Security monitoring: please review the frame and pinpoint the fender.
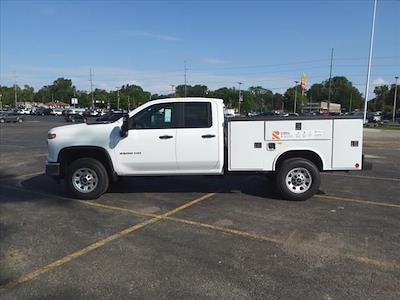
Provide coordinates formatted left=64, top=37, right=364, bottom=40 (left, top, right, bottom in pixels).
left=272, top=149, right=325, bottom=171
left=57, top=146, right=118, bottom=181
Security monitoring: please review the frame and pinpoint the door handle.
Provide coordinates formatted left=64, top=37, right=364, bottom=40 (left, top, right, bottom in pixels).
left=159, top=135, right=173, bottom=139
left=201, top=134, right=216, bottom=138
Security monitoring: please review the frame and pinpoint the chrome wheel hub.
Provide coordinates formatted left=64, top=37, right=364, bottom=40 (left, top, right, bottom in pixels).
left=72, top=168, right=98, bottom=193
left=285, top=167, right=312, bottom=194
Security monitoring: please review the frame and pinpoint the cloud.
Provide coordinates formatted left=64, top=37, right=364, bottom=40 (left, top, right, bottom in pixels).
left=2, top=65, right=298, bottom=95
left=124, top=31, right=181, bottom=42
left=204, top=58, right=230, bottom=65
left=372, top=77, right=388, bottom=86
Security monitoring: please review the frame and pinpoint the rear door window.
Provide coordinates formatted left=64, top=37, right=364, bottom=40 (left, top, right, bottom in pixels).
left=183, top=102, right=212, bottom=128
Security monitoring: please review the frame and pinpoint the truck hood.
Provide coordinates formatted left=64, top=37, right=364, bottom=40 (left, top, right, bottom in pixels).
left=47, top=121, right=123, bottom=162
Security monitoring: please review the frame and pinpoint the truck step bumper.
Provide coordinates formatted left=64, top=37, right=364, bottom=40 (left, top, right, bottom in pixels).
left=362, top=154, right=373, bottom=170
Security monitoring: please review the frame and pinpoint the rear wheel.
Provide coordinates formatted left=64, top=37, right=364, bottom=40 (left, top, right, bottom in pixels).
left=275, top=158, right=320, bottom=201
left=0, top=119, right=4, bottom=123
left=66, top=158, right=109, bottom=200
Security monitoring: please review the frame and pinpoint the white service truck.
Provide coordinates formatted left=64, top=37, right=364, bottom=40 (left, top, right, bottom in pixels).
left=46, top=97, right=367, bottom=201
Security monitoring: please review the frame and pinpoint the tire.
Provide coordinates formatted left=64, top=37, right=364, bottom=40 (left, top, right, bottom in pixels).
left=0, top=119, right=4, bottom=123
left=275, top=158, right=320, bottom=201
left=66, top=158, right=109, bottom=200
left=18, top=118, right=23, bottom=123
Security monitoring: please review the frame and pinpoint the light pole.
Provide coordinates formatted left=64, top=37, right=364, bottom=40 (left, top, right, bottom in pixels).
left=184, top=61, right=187, bottom=97
left=238, top=82, right=242, bottom=115
left=170, top=84, right=175, bottom=97
left=393, top=76, right=399, bottom=122
left=294, top=81, right=299, bottom=113
left=327, top=48, right=334, bottom=112
left=363, top=0, right=378, bottom=124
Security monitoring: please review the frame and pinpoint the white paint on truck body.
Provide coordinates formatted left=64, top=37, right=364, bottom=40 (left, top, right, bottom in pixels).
left=228, top=118, right=363, bottom=171
left=47, top=97, right=363, bottom=177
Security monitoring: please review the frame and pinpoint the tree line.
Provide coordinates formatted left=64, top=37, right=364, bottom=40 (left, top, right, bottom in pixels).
left=0, top=76, right=398, bottom=113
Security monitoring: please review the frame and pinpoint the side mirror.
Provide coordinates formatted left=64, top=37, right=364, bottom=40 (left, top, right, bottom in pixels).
left=120, top=115, right=129, bottom=137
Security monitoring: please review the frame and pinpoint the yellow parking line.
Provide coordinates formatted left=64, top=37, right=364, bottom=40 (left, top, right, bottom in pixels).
left=315, top=194, right=400, bottom=209
left=0, top=192, right=216, bottom=293
left=80, top=200, right=283, bottom=244
left=165, top=216, right=284, bottom=244
left=322, top=173, right=400, bottom=182
left=0, top=218, right=158, bottom=293
left=345, top=254, right=400, bottom=270
left=0, top=171, right=43, bottom=183
left=80, top=201, right=399, bottom=270
left=1, top=183, right=400, bottom=293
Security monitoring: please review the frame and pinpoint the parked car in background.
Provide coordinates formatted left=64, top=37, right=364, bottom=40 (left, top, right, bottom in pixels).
left=95, top=111, right=126, bottom=123
left=372, top=111, right=382, bottom=122
left=65, top=114, right=87, bottom=123
left=51, top=108, right=64, bottom=116
left=33, top=107, right=52, bottom=115
left=281, top=112, right=299, bottom=117
left=18, top=108, right=32, bottom=115
left=252, top=111, right=280, bottom=117
left=66, top=108, right=86, bottom=115
left=0, top=112, right=24, bottom=123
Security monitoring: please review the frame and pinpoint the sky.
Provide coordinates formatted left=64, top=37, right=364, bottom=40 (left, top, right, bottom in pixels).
left=0, top=0, right=399, bottom=98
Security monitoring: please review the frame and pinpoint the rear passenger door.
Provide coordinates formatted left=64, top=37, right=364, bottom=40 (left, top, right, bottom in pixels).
left=176, top=102, right=220, bottom=172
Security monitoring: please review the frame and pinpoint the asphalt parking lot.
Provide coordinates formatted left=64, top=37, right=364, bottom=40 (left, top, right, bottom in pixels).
left=0, top=116, right=399, bottom=299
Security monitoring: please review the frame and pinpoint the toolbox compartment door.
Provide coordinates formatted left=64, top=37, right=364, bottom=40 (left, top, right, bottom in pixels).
left=332, top=119, right=363, bottom=170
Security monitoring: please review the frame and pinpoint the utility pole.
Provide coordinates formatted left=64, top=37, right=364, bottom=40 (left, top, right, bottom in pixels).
left=363, top=0, right=377, bottom=124
left=294, top=81, right=299, bottom=113
left=170, top=84, right=175, bottom=97
left=327, top=48, right=334, bottom=113
left=349, top=92, right=353, bottom=113
left=14, top=83, right=18, bottom=108
left=90, top=68, right=94, bottom=110
left=184, top=61, right=187, bottom=97
left=393, top=76, right=399, bottom=122
left=238, top=82, right=242, bottom=115
left=117, top=89, right=120, bottom=110
left=0, top=94, right=3, bottom=110
left=127, top=95, right=130, bottom=111
left=183, top=60, right=187, bottom=97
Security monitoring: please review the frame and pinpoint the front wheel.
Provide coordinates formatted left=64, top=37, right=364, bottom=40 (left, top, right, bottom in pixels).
left=66, top=158, right=109, bottom=200
left=275, top=158, right=320, bottom=201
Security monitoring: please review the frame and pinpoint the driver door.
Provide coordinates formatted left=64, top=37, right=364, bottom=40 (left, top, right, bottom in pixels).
left=115, top=102, right=178, bottom=175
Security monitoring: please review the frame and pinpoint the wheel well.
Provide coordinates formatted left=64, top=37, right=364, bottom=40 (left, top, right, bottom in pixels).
left=58, top=147, right=116, bottom=180
left=275, top=150, right=323, bottom=171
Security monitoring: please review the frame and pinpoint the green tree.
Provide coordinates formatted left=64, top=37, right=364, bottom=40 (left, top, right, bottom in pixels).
left=20, top=85, right=35, bottom=102
left=283, top=85, right=303, bottom=113
left=0, top=85, right=16, bottom=106
left=248, top=86, right=274, bottom=110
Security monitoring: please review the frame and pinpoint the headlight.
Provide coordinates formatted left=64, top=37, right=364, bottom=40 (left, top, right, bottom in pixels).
left=48, top=133, right=56, bottom=139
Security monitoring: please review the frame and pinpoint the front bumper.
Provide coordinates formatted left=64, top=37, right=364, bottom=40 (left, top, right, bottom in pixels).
left=45, top=161, right=61, bottom=177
